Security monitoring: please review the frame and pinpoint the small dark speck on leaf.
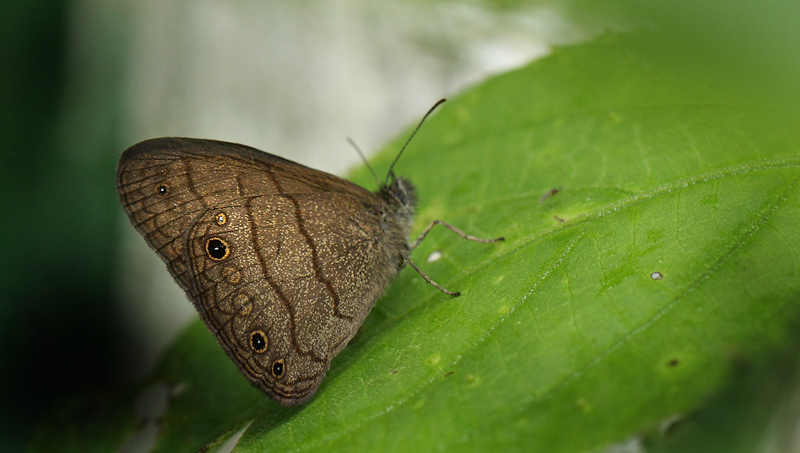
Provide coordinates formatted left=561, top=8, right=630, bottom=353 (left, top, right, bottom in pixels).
left=443, top=371, right=454, bottom=378
left=539, top=188, right=559, bottom=203
left=668, top=358, right=679, bottom=367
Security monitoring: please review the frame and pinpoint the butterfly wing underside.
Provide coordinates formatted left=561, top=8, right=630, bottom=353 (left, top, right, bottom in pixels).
left=116, top=137, right=400, bottom=405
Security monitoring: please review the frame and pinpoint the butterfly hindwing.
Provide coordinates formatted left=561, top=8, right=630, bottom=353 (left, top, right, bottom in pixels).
left=116, top=137, right=404, bottom=405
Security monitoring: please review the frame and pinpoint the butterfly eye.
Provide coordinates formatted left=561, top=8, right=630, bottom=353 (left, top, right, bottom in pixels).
left=250, top=331, right=268, bottom=353
left=206, top=238, right=230, bottom=260
left=215, top=213, right=227, bottom=225
left=156, top=184, right=168, bottom=196
left=272, top=359, right=285, bottom=378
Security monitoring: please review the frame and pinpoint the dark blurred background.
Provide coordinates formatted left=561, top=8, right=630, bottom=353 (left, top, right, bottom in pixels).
left=0, top=1, right=123, bottom=449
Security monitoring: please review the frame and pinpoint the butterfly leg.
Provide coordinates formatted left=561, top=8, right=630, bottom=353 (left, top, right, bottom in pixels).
left=403, top=220, right=504, bottom=297
left=409, top=219, right=504, bottom=250
left=400, top=249, right=460, bottom=296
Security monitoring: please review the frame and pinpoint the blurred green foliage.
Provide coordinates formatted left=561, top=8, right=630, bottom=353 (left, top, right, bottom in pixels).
left=1, top=0, right=124, bottom=450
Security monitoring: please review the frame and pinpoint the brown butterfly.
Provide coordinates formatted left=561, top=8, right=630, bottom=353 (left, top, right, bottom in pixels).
left=115, top=100, right=503, bottom=406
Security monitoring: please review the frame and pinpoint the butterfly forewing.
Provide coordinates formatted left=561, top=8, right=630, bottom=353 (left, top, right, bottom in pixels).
left=115, top=137, right=404, bottom=405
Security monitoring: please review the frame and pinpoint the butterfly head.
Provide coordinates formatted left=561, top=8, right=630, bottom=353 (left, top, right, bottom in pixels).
left=383, top=175, right=417, bottom=212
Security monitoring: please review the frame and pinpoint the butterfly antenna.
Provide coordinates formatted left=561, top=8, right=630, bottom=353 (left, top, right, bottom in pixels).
left=385, top=98, right=447, bottom=187
left=347, top=137, right=381, bottom=187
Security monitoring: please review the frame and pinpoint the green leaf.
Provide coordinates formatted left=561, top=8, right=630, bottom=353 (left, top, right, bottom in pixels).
left=32, top=30, right=800, bottom=452
left=644, top=332, right=800, bottom=453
